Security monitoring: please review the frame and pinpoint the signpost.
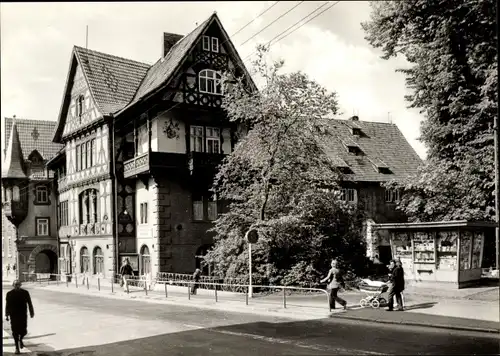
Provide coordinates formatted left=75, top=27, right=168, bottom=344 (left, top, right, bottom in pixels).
left=245, top=229, right=259, bottom=298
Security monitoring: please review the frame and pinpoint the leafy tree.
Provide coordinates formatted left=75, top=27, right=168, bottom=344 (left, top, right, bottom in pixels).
left=204, top=45, right=369, bottom=285
left=362, top=0, right=497, bottom=222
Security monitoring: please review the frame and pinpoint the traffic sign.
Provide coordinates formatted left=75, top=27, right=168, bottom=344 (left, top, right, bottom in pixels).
left=246, top=229, right=259, bottom=244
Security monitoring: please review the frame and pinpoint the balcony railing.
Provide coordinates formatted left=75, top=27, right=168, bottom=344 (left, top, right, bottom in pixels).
left=123, top=152, right=188, bottom=179
left=123, top=152, right=150, bottom=178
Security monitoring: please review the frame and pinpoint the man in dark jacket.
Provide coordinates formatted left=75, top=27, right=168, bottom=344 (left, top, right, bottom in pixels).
left=119, top=258, right=134, bottom=291
left=386, top=260, right=404, bottom=311
left=5, top=280, right=35, bottom=354
left=191, top=268, right=202, bottom=295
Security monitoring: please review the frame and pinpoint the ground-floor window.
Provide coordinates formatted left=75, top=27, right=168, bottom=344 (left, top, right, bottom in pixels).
left=80, top=246, right=90, bottom=273
left=93, top=246, right=104, bottom=274
left=140, top=245, right=151, bottom=276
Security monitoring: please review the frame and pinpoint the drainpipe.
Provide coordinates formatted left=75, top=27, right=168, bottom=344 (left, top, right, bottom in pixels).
left=109, top=117, right=119, bottom=276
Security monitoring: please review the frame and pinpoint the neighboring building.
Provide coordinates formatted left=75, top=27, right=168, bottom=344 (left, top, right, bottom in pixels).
left=324, top=115, right=423, bottom=264
left=47, top=12, right=254, bottom=279
left=1, top=117, right=63, bottom=278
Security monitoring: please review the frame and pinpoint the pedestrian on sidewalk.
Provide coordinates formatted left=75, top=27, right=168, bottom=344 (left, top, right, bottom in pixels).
left=7, top=264, right=11, bottom=276
left=119, top=258, right=134, bottom=292
left=5, top=280, right=35, bottom=355
left=386, top=260, right=404, bottom=312
left=395, top=258, right=405, bottom=309
left=191, top=268, right=202, bottom=295
left=320, top=259, right=347, bottom=310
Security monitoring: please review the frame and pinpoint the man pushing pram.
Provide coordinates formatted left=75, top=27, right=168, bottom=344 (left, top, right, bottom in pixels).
left=358, top=258, right=405, bottom=310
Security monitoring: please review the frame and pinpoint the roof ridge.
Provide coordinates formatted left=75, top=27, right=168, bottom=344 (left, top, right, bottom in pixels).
left=4, top=117, right=56, bottom=124
left=74, top=46, right=151, bottom=68
left=332, top=118, right=397, bottom=126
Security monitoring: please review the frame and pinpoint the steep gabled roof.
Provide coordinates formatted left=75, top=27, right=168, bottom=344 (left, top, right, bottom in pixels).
left=4, top=117, right=62, bottom=162
left=74, top=46, right=151, bottom=115
left=53, top=47, right=151, bottom=142
left=117, top=12, right=257, bottom=116
left=2, top=120, right=26, bottom=178
left=324, top=119, right=423, bottom=182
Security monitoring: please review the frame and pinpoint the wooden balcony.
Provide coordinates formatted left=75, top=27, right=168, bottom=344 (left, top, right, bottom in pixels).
left=123, top=152, right=188, bottom=179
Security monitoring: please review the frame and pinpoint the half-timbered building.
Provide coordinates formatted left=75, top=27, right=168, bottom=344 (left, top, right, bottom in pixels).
left=48, top=12, right=254, bottom=279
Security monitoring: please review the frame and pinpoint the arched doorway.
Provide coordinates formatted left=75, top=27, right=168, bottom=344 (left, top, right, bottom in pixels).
left=35, top=249, right=58, bottom=277
left=195, top=244, right=213, bottom=276
left=28, top=244, right=58, bottom=280
left=140, top=245, right=151, bottom=276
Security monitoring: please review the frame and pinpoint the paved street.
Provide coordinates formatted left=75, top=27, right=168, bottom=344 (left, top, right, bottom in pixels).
left=2, top=284, right=498, bottom=355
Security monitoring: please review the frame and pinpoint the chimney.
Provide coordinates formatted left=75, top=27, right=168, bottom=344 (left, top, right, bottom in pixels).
left=163, top=32, right=184, bottom=57
left=350, top=115, right=359, bottom=121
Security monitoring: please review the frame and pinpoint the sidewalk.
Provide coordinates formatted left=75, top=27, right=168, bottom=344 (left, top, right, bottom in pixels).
left=3, top=326, right=32, bottom=355
left=22, top=281, right=500, bottom=334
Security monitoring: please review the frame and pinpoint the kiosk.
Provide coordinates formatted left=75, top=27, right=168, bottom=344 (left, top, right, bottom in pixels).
left=372, top=220, right=496, bottom=288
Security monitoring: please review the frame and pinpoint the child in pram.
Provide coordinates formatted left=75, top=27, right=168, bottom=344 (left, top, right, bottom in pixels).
left=358, top=279, right=388, bottom=309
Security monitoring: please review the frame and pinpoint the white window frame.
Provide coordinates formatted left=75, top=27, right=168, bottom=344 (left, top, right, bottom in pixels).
left=340, top=188, right=357, bottom=203
left=206, top=127, right=221, bottom=154
left=36, top=218, right=49, bottom=236
left=190, top=126, right=204, bottom=152
left=199, top=69, right=223, bottom=95
left=211, top=37, right=219, bottom=53
left=36, top=185, right=48, bottom=203
left=202, top=36, right=211, bottom=51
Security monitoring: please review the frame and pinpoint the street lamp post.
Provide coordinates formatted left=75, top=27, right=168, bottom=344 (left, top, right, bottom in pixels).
left=245, top=229, right=259, bottom=299
left=494, top=111, right=500, bottom=270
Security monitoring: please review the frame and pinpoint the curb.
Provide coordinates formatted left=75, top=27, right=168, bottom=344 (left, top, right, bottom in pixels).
left=333, top=314, right=500, bottom=334
left=28, top=285, right=331, bottom=321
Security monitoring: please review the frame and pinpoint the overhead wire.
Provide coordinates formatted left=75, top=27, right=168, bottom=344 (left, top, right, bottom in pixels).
left=243, top=1, right=340, bottom=63
left=240, top=1, right=305, bottom=46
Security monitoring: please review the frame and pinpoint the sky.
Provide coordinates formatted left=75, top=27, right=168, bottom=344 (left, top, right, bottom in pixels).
left=0, top=1, right=427, bottom=159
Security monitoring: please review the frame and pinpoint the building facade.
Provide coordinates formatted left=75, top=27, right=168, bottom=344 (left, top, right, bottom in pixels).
left=48, top=13, right=253, bottom=279
left=323, top=116, right=423, bottom=264
left=44, top=12, right=421, bottom=280
left=1, top=117, right=63, bottom=279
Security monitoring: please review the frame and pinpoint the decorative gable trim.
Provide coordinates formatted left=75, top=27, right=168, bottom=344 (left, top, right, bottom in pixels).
left=116, top=13, right=257, bottom=118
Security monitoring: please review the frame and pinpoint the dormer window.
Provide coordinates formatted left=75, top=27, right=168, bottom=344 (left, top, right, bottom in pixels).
left=76, top=95, right=84, bottom=118
left=347, top=145, right=362, bottom=155
left=202, top=35, right=219, bottom=53
left=352, top=128, right=361, bottom=136
left=199, top=69, right=223, bottom=95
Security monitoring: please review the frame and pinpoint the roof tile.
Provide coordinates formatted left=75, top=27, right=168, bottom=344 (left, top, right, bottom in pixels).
left=73, top=46, right=151, bottom=115
left=324, top=119, right=423, bottom=182
left=4, top=118, right=63, bottom=162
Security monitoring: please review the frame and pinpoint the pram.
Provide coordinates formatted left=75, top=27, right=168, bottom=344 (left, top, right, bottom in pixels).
left=358, top=279, right=389, bottom=309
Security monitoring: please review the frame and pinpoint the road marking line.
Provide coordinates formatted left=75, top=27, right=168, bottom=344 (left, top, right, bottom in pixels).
left=207, top=329, right=388, bottom=355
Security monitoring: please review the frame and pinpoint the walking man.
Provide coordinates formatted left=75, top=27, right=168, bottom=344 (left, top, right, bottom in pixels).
left=5, top=280, right=35, bottom=354
left=191, top=268, right=202, bottom=295
left=386, top=260, right=404, bottom=311
left=119, top=258, right=133, bottom=292
left=321, top=259, right=347, bottom=310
